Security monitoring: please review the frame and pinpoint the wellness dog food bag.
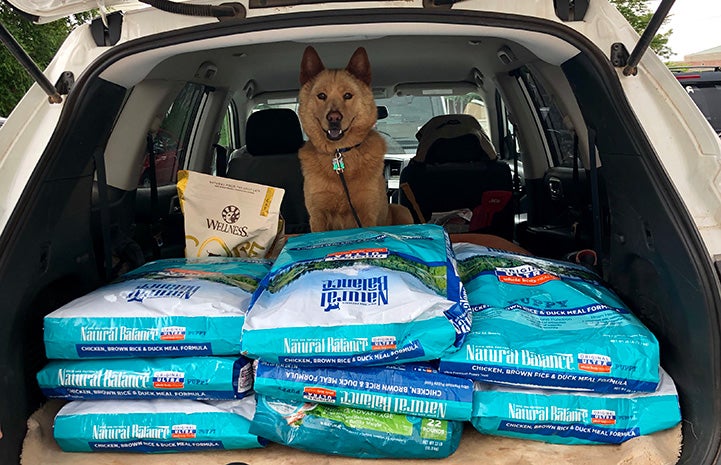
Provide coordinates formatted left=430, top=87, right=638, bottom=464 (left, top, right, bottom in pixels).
left=241, top=224, right=471, bottom=366
left=177, top=170, right=284, bottom=258
left=250, top=395, right=463, bottom=459
left=254, top=361, right=473, bottom=420
left=53, top=397, right=264, bottom=453
left=438, top=243, right=660, bottom=393
left=37, top=356, right=253, bottom=400
left=471, top=368, right=681, bottom=445
left=44, top=258, right=271, bottom=359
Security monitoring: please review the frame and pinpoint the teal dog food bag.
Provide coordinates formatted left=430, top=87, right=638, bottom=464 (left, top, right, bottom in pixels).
left=37, top=356, right=253, bottom=400
left=44, top=258, right=271, bottom=359
left=241, top=224, right=471, bottom=366
left=53, top=397, right=265, bottom=452
left=471, top=368, right=681, bottom=444
left=438, top=243, right=659, bottom=393
left=250, top=394, right=463, bottom=458
left=254, top=361, right=473, bottom=420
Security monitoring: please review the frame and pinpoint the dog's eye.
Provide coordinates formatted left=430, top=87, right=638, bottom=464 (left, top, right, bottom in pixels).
left=317, top=93, right=327, bottom=100
left=343, top=93, right=353, bottom=100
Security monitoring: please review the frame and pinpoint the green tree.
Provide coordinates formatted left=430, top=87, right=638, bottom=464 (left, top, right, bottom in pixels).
left=0, top=4, right=91, bottom=115
left=610, top=0, right=673, bottom=59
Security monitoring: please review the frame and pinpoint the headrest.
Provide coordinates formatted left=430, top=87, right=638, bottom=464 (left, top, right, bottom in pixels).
left=246, top=108, right=304, bottom=156
left=414, top=114, right=497, bottom=164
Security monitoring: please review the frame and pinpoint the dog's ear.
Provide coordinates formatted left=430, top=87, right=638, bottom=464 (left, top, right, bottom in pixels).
left=345, top=47, right=371, bottom=86
left=300, top=46, right=325, bottom=86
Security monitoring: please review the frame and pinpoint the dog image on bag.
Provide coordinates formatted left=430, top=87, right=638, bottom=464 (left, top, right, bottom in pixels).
left=297, top=46, right=413, bottom=232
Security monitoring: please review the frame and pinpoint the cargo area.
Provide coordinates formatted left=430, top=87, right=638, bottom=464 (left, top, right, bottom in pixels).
left=1, top=6, right=720, bottom=465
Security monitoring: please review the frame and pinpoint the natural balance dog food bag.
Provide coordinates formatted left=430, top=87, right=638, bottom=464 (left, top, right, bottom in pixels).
left=470, top=368, right=681, bottom=445
left=241, top=224, right=471, bottom=366
left=254, top=361, right=473, bottom=420
left=249, top=395, right=463, bottom=459
left=177, top=170, right=284, bottom=258
left=53, top=397, right=265, bottom=453
left=438, top=243, right=660, bottom=393
left=44, top=258, right=271, bottom=359
left=37, top=356, right=253, bottom=400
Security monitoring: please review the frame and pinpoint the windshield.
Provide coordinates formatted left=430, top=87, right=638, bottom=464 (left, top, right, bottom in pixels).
left=252, top=92, right=490, bottom=157
left=684, top=83, right=721, bottom=134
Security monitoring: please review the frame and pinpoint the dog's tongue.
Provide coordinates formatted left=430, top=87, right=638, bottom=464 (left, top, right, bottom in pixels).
left=326, top=128, right=344, bottom=141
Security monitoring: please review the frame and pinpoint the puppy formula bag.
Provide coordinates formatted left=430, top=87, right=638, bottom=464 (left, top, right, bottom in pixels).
left=254, top=361, right=473, bottom=420
left=241, top=224, right=471, bottom=366
left=249, top=395, right=463, bottom=459
left=438, top=243, right=660, bottom=393
left=177, top=170, right=284, bottom=258
left=471, top=368, right=681, bottom=445
left=53, top=397, right=264, bottom=453
left=44, top=258, right=271, bottom=359
left=37, top=356, right=253, bottom=400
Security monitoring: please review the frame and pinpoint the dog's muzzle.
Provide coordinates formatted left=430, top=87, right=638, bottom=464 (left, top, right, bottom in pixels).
left=326, top=110, right=345, bottom=141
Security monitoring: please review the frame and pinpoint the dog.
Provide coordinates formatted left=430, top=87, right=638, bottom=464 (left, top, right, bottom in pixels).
left=297, top=46, right=413, bottom=232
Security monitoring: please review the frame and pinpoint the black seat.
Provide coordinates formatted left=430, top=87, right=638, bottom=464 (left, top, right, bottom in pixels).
left=226, top=108, right=310, bottom=234
left=398, top=114, right=514, bottom=240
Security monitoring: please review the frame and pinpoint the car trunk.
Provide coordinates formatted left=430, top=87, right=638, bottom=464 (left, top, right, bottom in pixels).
left=0, top=6, right=719, bottom=465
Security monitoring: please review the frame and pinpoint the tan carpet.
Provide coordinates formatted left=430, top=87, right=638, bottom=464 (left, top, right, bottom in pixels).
left=22, top=400, right=681, bottom=465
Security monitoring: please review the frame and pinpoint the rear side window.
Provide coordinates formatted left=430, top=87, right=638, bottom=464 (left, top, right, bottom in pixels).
left=137, top=83, right=206, bottom=187
left=516, top=67, right=576, bottom=168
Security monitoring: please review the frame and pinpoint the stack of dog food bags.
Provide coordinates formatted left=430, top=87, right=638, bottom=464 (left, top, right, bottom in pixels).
left=37, top=257, right=270, bottom=452
left=437, top=242, right=682, bottom=445
left=241, top=224, right=474, bottom=458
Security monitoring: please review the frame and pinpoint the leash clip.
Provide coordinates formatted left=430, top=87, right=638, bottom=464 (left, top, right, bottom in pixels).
left=333, top=150, right=345, bottom=173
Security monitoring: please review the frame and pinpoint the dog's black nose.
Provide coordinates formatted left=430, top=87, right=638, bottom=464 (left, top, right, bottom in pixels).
left=327, top=111, right=343, bottom=124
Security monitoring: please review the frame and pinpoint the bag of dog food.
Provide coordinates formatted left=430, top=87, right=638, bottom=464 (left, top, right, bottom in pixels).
left=438, top=243, right=660, bottom=393
left=37, top=356, right=253, bottom=400
left=44, top=258, right=271, bottom=359
left=241, top=224, right=471, bottom=366
left=471, top=368, right=681, bottom=445
left=249, top=395, right=463, bottom=459
left=53, top=397, right=264, bottom=453
left=254, top=361, right=473, bottom=421
left=177, top=170, right=284, bottom=258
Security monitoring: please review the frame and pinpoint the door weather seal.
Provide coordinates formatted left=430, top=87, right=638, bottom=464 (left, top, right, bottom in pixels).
left=620, top=0, right=675, bottom=76
left=0, top=22, right=63, bottom=103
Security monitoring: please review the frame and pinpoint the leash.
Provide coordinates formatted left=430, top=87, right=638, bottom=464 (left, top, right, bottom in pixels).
left=333, top=143, right=363, bottom=228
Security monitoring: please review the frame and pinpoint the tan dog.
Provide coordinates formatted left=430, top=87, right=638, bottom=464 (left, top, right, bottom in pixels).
left=297, top=46, right=413, bottom=232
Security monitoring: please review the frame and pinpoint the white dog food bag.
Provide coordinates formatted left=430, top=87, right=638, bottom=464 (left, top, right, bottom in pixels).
left=241, top=224, right=471, bottom=366
left=44, top=257, right=271, bottom=359
left=177, top=170, right=284, bottom=258
left=53, top=397, right=265, bottom=452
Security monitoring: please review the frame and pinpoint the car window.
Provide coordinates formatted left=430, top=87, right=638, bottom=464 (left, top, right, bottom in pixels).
left=251, top=92, right=490, bottom=157
left=683, top=83, right=721, bottom=135
left=516, top=66, right=576, bottom=168
left=137, top=82, right=206, bottom=187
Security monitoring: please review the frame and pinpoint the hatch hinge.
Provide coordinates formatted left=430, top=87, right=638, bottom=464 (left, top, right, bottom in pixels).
left=54, top=71, right=75, bottom=96
left=610, top=43, right=630, bottom=68
left=553, top=0, right=589, bottom=21
left=619, top=0, right=676, bottom=76
left=90, top=11, right=123, bottom=46
left=138, top=0, right=245, bottom=20
left=422, top=0, right=466, bottom=8
left=0, top=21, right=62, bottom=103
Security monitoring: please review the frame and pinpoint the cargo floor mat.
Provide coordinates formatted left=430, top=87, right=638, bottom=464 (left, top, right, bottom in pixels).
left=22, top=400, right=681, bottom=465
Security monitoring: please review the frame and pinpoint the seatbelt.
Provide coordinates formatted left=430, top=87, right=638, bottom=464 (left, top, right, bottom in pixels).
left=588, top=127, right=603, bottom=274
left=399, top=182, right=427, bottom=223
left=146, top=132, right=163, bottom=259
left=92, top=147, right=113, bottom=281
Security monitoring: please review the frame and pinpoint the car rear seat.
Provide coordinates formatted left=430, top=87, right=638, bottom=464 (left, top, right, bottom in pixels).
left=226, top=108, right=310, bottom=234
left=398, top=114, right=514, bottom=240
